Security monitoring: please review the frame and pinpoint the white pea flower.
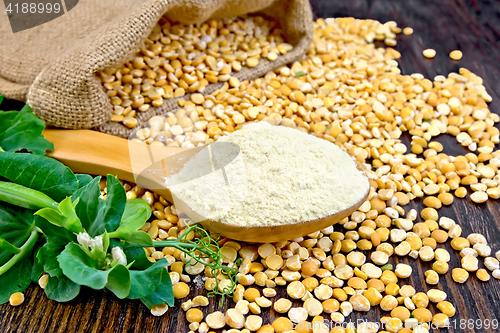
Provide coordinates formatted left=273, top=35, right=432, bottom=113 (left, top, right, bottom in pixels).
left=77, top=232, right=91, bottom=250
left=89, top=235, right=104, bottom=252
left=112, top=246, right=127, bottom=266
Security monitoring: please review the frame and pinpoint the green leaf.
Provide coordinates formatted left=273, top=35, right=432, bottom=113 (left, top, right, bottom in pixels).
left=121, top=199, right=151, bottom=230
left=109, top=199, right=152, bottom=244
left=45, top=275, right=81, bottom=302
left=126, top=231, right=154, bottom=246
left=72, top=175, right=126, bottom=237
left=35, top=215, right=76, bottom=242
left=76, top=174, right=93, bottom=189
left=102, top=232, right=110, bottom=254
left=0, top=237, right=20, bottom=254
left=35, top=197, right=84, bottom=234
left=35, top=217, right=76, bottom=278
left=58, top=242, right=131, bottom=299
left=37, top=242, right=65, bottom=278
left=58, top=242, right=103, bottom=289
left=95, top=176, right=126, bottom=234
left=0, top=105, right=53, bottom=155
left=0, top=95, right=4, bottom=105
left=0, top=257, right=32, bottom=304
left=71, top=177, right=101, bottom=233
left=111, top=240, right=152, bottom=270
left=0, top=152, right=78, bottom=202
left=381, top=264, right=393, bottom=271
left=31, top=250, right=44, bottom=283
left=106, top=264, right=131, bottom=299
left=294, top=71, right=305, bottom=78
left=0, top=203, right=35, bottom=266
left=139, top=270, right=174, bottom=308
left=128, top=259, right=168, bottom=299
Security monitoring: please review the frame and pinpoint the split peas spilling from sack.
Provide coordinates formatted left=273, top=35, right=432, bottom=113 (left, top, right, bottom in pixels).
left=99, top=16, right=292, bottom=129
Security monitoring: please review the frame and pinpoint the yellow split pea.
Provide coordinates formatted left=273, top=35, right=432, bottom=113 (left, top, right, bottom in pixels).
left=423, top=49, right=436, bottom=58
left=450, top=50, right=463, bottom=60
left=403, top=27, right=413, bottom=35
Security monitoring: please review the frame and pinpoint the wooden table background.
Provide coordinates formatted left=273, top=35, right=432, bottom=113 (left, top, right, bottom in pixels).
left=2, top=0, right=500, bottom=332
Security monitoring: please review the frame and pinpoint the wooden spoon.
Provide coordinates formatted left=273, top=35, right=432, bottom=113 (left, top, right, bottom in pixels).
left=42, top=129, right=369, bottom=243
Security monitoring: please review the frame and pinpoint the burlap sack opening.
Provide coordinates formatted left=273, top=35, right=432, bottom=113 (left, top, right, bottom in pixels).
left=0, top=0, right=313, bottom=138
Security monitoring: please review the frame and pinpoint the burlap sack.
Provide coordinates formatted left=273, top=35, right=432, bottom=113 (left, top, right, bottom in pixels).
left=0, top=0, right=313, bottom=137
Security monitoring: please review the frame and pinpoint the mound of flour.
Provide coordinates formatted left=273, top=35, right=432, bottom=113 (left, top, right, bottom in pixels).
left=167, top=122, right=369, bottom=227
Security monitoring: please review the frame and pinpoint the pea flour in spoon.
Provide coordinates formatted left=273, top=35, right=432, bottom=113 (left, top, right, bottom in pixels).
left=167, top=122, right=369, bottom=227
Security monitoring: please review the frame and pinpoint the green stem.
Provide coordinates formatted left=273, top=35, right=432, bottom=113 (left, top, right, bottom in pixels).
left=107, top=231, right=120, bottom=239
left=154, top=240, right=200, bottom=251
left=153, top=240, right=216, bottom=263
left=153, top=240, right=219, bottom=261
left=152, top=240, right=192, bottom=248
left=0, top=229, right=39, bottom=276
left=153, top=225, right=215, bottom=257
left=0, top=146, right=4, bottom=152
left=153, top=225, right=240, bottom=302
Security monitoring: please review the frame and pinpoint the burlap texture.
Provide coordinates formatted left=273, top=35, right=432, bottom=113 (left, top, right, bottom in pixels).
left=0, top=0, right=313, bottom=137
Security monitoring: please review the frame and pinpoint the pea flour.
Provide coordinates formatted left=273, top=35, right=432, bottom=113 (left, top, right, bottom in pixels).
left=167, top=122, right=369, bottom=227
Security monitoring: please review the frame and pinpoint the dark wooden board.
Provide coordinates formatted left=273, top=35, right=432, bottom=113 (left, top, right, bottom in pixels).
left=1, top=0, right=500, bottom=332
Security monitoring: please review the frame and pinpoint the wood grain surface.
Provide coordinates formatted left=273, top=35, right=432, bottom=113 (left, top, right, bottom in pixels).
left=2, top=0, right=500, bottom=332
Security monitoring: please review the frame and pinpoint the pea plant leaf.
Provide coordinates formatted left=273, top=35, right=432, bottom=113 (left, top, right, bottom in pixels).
left=0, top=236, right=21, bottom=254
left=126, top=231, right=154, bottom=246
left=57, top=242, right=131, bottom=298
left=0, top=203, right=36, bottom=267
left=35, top=197, right=85, bottom=234
left=112, top=240, right=153, bottom=270
left=37, top=241, right=68, bottom=279
left=57, top=242, right=105, bottom=288
left=109, top=199, right=153, bottom=246
left=35, top=216, right=76, bottom=242
left=121, top=199, right=152, bottom=231
left=0, top=257, right=32, bottom=304
left=35, top=217, right=76, bottom=279
left=294, top=70, right=305, bottom=78
left=76, top=174, right=94, bottom=189
left=94, top=176, right=127, bottom=235
left=72, top=175, right=126, bottom=237
left=31, top=249, right=45, bottom=283
left=44, top=275, right=81, bottom=302
left=71, top=177, right=100, bottom=233
left=0, top=152, right=79, bottom=202
left=105, top=264, right=131, bottom=299
left=0, top=105, right=54, bottom=155
left=139, top=270, right=174, bottom=308
left=127, top=258, right=169, bottom=299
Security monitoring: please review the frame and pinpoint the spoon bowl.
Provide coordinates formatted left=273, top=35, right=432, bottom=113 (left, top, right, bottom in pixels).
left=43, top=129, right=369, bottom=243
left=189, top=187, right=369, bottom=243
left=172, top=162, right=370, bottom=243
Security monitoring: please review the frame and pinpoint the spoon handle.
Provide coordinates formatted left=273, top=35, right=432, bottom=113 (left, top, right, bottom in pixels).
left=43, top=129, right=137, bottom=182
left=42, top=129, right=189, bottom=185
